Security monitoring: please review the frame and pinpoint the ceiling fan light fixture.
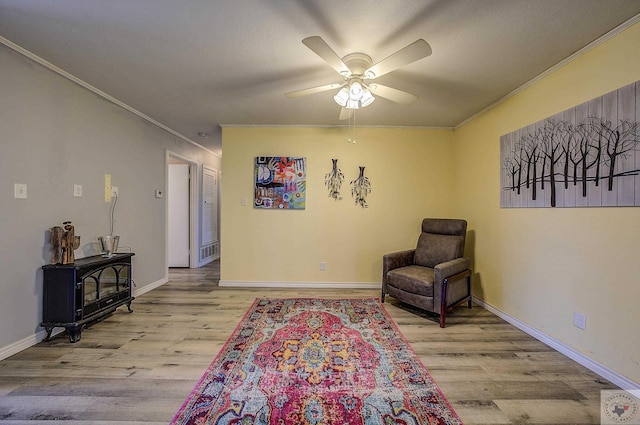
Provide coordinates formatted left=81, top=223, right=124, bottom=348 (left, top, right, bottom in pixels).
left=360, top=89, right=375, bottom=107
left=337, top=81, right=374, bottom=109
left=334, top=87, right=349, bottom=107
left=349, top=81, right=363, bottom=100
left=291, top=36, right=431, bottom=119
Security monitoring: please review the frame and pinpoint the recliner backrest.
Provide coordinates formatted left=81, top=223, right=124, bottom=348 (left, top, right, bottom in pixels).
left=414, top=218, right=467, bottom=268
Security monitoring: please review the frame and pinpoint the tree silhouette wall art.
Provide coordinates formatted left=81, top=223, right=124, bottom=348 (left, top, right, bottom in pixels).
left=501, top=81, right=640, bottom=208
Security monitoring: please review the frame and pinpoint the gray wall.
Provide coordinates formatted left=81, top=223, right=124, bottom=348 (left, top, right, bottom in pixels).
left=0, top=44, right=220, bottom=352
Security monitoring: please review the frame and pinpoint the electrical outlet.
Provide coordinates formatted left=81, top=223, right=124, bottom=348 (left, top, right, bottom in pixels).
left=573, top=312, right=587, bottom=330
left=74, top=184, right=83, bottom=197
left=320, top=262, right=326, bottom=271
left=111, top=186, right=119, bottom=198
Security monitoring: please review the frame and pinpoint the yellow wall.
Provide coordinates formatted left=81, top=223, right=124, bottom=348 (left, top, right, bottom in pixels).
left=454, top=22, right=640, bottom=384
left=221, top=127, right=455, bottom=284
left=221, top=22, right=640, bottom=385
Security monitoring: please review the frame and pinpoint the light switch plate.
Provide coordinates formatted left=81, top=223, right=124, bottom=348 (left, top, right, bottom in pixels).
left=105, top=174, right=112, bottom=202
left=74, top=184, right=83, bottom=197
left=573, top=312, right=587, bottom=330
left=14, top=183, right=27, bottom=199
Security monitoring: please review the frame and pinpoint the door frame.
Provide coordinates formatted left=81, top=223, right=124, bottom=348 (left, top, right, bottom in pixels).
left=166, top=150, right=198, bottom=269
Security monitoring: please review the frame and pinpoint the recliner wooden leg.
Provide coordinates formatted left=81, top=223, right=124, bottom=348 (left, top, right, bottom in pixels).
left=440, top=278, right=449, bottom=328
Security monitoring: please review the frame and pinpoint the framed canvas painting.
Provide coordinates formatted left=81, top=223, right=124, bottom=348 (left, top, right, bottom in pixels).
left=254, top=156, right=306, bottom=209
left=500, top=80, right=640, bottom=208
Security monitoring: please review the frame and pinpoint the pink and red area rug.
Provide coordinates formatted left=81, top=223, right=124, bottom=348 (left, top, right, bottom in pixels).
left=171, top=298, right=462, bottom=425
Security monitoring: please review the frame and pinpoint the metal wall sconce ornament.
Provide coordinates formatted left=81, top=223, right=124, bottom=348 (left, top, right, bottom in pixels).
left=325, top=158, right=345, bottom=200
left=350, top=166, right=371, bottom=208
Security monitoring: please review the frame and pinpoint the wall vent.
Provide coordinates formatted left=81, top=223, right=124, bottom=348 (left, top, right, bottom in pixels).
left=200, top=243, right=218, bottom=260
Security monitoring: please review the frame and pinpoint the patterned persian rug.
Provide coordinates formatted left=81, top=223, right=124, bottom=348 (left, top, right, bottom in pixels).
left=171, top=298, right=463, bottom=425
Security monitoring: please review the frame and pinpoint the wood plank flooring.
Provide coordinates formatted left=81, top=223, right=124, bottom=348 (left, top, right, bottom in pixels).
left=0, top=260, right=618, bottom=424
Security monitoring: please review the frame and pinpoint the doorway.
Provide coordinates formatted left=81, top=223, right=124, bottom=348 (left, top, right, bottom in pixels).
left=167, top=153, right=197, bottom=268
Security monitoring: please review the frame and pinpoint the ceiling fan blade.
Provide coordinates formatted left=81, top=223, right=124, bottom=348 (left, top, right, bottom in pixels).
left=302, top=36, right=351, bottom=76
left=338, top=107, right=353, bottom=120
left=368, top=84, right=418, bottom=105
left=285, top=83, right=344, bottom=98
left=364, top=39, right=432, bottom=79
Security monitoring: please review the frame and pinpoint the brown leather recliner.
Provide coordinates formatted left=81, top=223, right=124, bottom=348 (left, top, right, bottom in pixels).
left=382, top=218, right=472, bottom=327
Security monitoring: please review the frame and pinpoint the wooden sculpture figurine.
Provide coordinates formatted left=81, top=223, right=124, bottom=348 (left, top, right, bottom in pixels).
left=50, top=221, right=80, bottom=264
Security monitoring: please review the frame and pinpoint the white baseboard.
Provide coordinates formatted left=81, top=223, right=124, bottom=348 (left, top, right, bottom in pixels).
left=0, top=277, right=169, bottom=362
left=133, top=276, right=168, bottom=297
left=219, top=280, right=380, bottom=289
left=473, top=296, right=640, bottom=392
left=1, top=331, right=43, bottom=361
left=0, top=327, right=68, bottom=361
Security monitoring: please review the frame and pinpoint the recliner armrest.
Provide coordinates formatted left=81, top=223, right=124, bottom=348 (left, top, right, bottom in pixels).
left=433, top=257, right=472, bottom=317
left=382, top=249, right=415, bottom=284
left=434, top=257, right=471, bottom=285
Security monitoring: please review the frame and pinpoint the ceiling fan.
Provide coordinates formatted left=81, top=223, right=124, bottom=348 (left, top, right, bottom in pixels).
left=285, top=36, right=432, bottom=120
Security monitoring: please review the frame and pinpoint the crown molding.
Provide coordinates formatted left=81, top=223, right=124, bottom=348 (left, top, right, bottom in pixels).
left=220, top=124, right=453, bottom=130
left=454, top=13, right=640, bottom=130
left=0, top=36, right=220, bottom=158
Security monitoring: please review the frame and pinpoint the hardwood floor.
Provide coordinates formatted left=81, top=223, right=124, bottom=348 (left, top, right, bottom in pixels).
left=0, top=260, right=618, bottom=424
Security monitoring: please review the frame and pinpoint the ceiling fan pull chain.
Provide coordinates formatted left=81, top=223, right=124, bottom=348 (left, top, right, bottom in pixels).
left=353, top=111, right=356, bottom=144
left=347, top=111, right=357, bottom=144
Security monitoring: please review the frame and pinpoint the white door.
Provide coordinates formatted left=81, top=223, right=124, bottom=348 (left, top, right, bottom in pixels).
left=168, top=163, right=190, bottom=267
left=202, top=167, right=218, bottom=246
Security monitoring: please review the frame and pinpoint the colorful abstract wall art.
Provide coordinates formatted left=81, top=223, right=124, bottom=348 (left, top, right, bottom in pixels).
left=501, top=81, right=640, bottom=208
left=255, top=156, right=306, bottom=209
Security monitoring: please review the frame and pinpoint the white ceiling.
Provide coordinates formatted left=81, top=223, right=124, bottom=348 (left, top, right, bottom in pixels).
left=1, top=1, right=640, bottom=156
